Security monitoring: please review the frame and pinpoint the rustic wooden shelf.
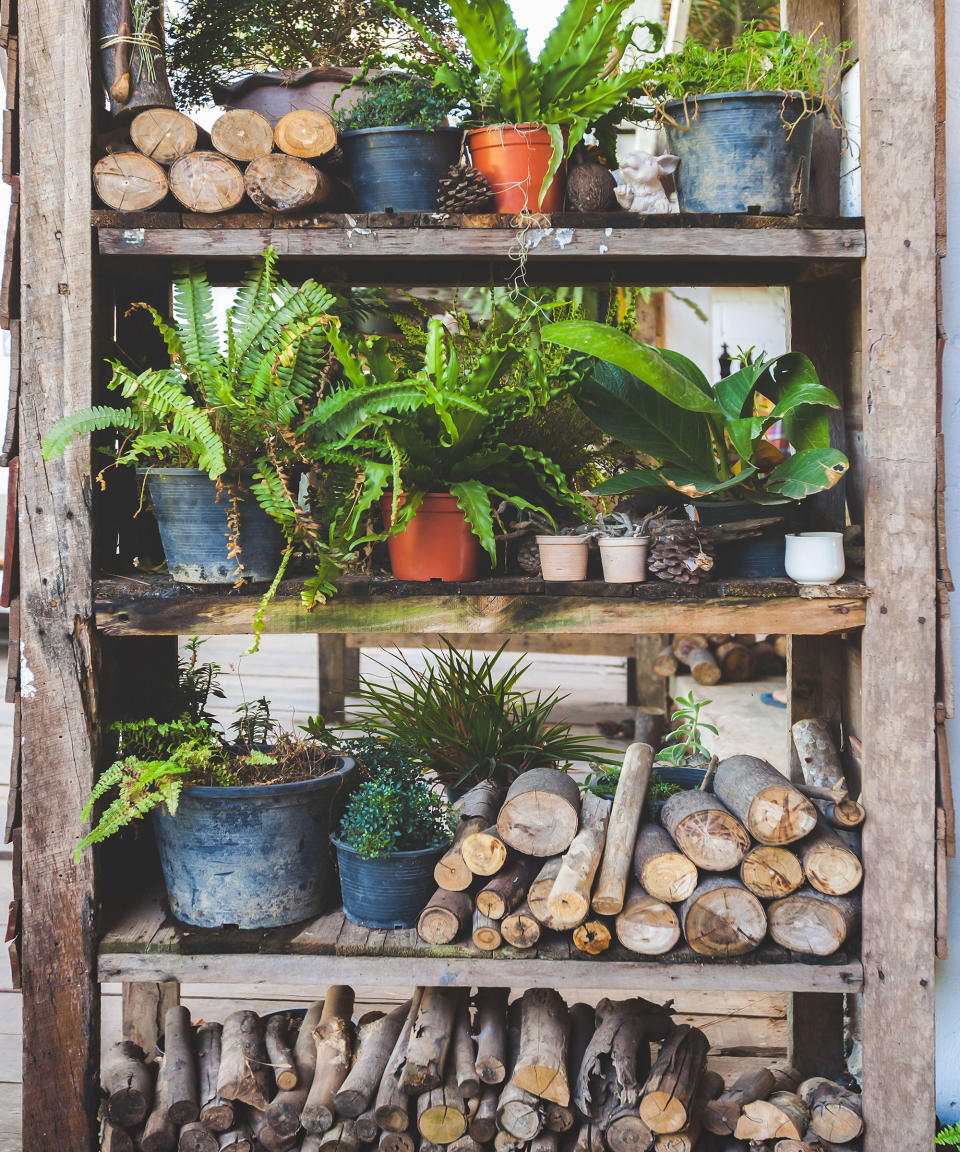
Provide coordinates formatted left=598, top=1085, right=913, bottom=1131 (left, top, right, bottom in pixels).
left=94, top=573, right=868, bottom=636
left=92, top=211, right=865, bottom=286
left=98, top=892, right=863, bottom=992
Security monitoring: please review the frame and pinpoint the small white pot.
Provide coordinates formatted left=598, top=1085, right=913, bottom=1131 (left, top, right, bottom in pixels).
left=784, top=532, right=845, bottom=585
left=599, top=536, right=651, bottom=583
left=536, top=535, right=589, bottom=581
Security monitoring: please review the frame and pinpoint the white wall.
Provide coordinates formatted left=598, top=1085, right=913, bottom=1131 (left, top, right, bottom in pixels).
left=661, top=286, right=788, bottom=380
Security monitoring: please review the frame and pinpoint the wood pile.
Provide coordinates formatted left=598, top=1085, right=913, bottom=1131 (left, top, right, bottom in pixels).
left=419, top=729, right=863, bottom=960
left=93, top=106, right=343, bottom=215
left=98, top=992, right=864, bottom=1152
left=655, top=635, right=787, bottom=686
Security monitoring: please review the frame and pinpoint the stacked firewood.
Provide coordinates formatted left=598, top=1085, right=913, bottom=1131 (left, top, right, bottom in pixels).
left=99, top=989, right=864, bottom=1152
left=420, top=723, right=864, bottom=960
left=93, top=106, right=343, bottom=215
left=654, top=635, right=787, bottom=686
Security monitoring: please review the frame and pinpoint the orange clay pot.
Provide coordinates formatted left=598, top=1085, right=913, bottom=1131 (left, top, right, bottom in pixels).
left=381, top=492, right=482, bottom=582
left=466, top=124, right=566, bottom=213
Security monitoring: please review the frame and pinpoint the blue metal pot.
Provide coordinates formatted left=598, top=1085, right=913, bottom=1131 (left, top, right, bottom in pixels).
left=691, top=498, right=802, bottom=579
left=663, top=91, right=815, bottom=215
left=152, top=757, right=357, bottom=929
left=341, top=126, right=462, bottom=213
left=141, top=467, right=284, bottom=584
left=333, top=838, right=446, bottom=929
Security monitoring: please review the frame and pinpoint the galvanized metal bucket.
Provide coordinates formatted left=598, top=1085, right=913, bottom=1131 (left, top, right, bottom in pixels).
left=333, top=838, right=446, bottom=929
left=340, top=126, right=461, bottom=213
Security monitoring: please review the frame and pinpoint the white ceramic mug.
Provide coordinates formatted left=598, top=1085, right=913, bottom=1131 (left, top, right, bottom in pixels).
left=784, top=531, right=845, bottom=585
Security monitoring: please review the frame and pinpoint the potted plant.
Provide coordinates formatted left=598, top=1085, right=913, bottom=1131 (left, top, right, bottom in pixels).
left=540, top=321, right=849, bottom=578
left=334, top=73, right=462, bottom=212
left=76, top=640, right=358, bottom=929
left=387, top=0, right=661, bottom=212
left=536, top=525, right=592, bottom=581
left=331, top=747, right=455, bottom=928
left=595, top=511, right=653, bottom=583
left=644, top=26, right=849, bottom=214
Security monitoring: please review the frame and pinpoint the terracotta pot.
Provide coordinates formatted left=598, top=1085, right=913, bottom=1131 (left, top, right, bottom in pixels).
left=467, top=124, right=566, bottom=213
left=381, top=492, right=481, bottom=581
left=599, top=536, right=650, bottom=583
left=536, top=535, right=589, bottom=581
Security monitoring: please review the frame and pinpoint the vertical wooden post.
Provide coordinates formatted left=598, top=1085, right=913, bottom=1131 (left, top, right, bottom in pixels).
left=18, top=0, right=98, bottom=1144
left=318, top=633, right=359, bottom=721
left=626, top=634, right=669, bottom=711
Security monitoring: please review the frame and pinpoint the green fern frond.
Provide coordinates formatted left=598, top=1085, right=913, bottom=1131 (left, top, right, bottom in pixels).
left=171, top=261, right=226, bottom=404
left=42, top=406, right=141, bottom=460
left=937, top=1122, right=960, bottom=1146
left=243, top=544, right=294, bottom=657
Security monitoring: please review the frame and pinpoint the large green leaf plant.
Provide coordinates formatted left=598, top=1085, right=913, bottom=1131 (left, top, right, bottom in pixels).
left=540, top=319, right=848, bottom=504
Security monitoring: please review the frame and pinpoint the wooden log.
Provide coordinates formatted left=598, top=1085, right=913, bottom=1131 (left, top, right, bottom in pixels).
left=418, top=1074, right=469, bottom=1144
left=770, top=1068, right=802, bottom=1094
left=318, top=1120, right=361, bottom=1152
left=548, top=792, right=612, bottom=928
left=379, top=1130, right=415, bottom=1152
left=376, top=990, right=424, bottom=1132
left=217, top=1125, right=253, bottom=1152
left=497, top=1080, right=544, bottom=1140
left=493, top=1131, right=525, bottom=1152
left=512, top=988, right=570, bottom=1105
left=672, top=634, right=709, bottom=662
left=752, top=640, right=786, bottom=675
left=473, top=908, right=503, bottom=951
left=501, top=900, right=541, bottom=949
left=772, top=634, right=789, bottom=659
left=653, top=647, right=679, bottom=677
left=791, top=719, right=847, bottom=793
left=574, top=998, right=652, bottom=1124
left=179, top=1121, right=219, bottom=1152
left=684, top=646, right=722, bottom=685
left=799, top=822, right=863, bottom=897
left=634, top=708, right=667, bottom=748
left=798, top=1078, right=863, bottom=1143
left=94, top=151, right=168, bottom=211
left=653, top=1070, right=723, bottom=1152
left=594, top=743, right=654, bottom=915
left=274, top=109, right=338, bottom=158
left=680, top=876, right=767, bottom=957
left=477, top=855, right=541, bottom=919
left=735, top=1092, right=811, bottom=1142
left=448, top=1134, right=482, bottom=1152
left=437, top=820, right=491, bottom=891
left=661, top=790, right=751, bottom=872
left=102, top=1120, right=135, bottom=1152
left=141, top=1057, right=177, bottom=1152
left=498, top=768, right=582, bottom=857
left=603, top=1106, right=655, bottom=1152
left=197, top=1022, right=233, bottom=1132
left=217, top=1010, right=271, bottom=1112
left=526, top=857, right=565, bottom=930
left=249, top=1106, right=299, bottom=1152
left=573, top=919, right=613, bottom=954
left=97, top=0, right=175, bottom=116
left=266, top=1000, right=325, bottom=1137
left=356, top=1106, right=380, bottom=1141
left=704, top=1068, right=777, bottom=1136
left=164, top=1005, right=199, bottom=1124
left=767, top=890, right=861, bottom=955
left=130, top=108, right=201, bottom=164
left=302, top=985, right=356, bottom=1134
left=470, top=1086, right=499, bottom=1142
left=740, top=844, right=806, bottom=899
left=401, top=987, right=459, bottom=1093
left=637, top=1026, right=709, bottom=1135
left=814, top=796, right=866, bottom=829
left=102, top=1039, right=152, bottom=1127
left=615, top=882, right=681, bottom=955
left=244, top=154, right=334, bottom=215
left=265, top=1014, right=298, bottom=1091
left=418, top=888, right=473, bottom=944
left=168, top=152, right=245, bottom=214
left=211, top=109, right=275, bottom=162
left=452, top=999, right=480, bottom=1101
left=475, top=988, right=509, bottom=1085
left=573, top=1123, right=606, bottom=1152
left=713, top=756, right=817, bottom=846
left=461, top=825, right=510, bottom=877
left=633, top=825, right=699, bottom=903
left=714, top=641, right=756, bottom=682
left=337, top=1000, right=410, bottom=1117
left=773, top=1142, right=822, bottom=1152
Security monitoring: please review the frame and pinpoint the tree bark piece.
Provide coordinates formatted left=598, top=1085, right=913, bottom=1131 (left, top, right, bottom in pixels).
left=511, top=989, right=570, bottom=1105
left=661, top=790, right=751, bottom=871
left=452, top=999, right=480, bottom=1100
left=164, top=1005, right=199, bottom=1124
left=477, top=855, right=541, bottom=920
left=197, top=1021, right=233, bottom=1132
left=593, top=743, right=654, bottom=915
left=402, top=987, right=459, bottom=1093
left=418, top=888, right=473, bottom=944
left=472, top=908, right=503, bottom=951
left=337, top=1000, right=410, bottom=1117
left=131, top=108, right=200, bottom=164
left=418, top=1074, right=468, bottom=1144
left=767, top=890, right=861, bottom=955
left=142, top=1057, right=176, bottom=1152
left=168, top=152, right=245, bottom=214
left=179, top=1122, right=219, bottom=1152
left=799, top=822, right=863, bottom=896
left=461, top=826, right=509, bottom=877
left=798, top=1077, right=863, bottom=1143
left=102, top=1039, right=152, bottom=1127
left=266, top=1000, right=325, bottom=1137
left=527, top=857, right=565, bottom=930
left=470, top=1086, right=499, bottom=1142
left=501, top=901, right=541, bottom=949
left=217, top=1125, right=253, bottom=1152
left=437, top=786, right=504, bottom=890
left=615, top=882, right=680, bottom=955
left=633, top=824, right=699, bottom=904
left=475, top=988, right=509, bottom=1085
left=574, top=998, right=653, bottom=1124
left=217, top=1010, right=271, bottom=1112
left=573, top=919, right=613, bottom=954
left=637, top=1026, right=709, bottom=1135
left=548, top=792, right=612, bottom=928
left=740, top=844, right=806, bottom=899
left=714, top=756, right=817, bottom=845
left=302, top=985, right=356, bottom=1134
left=735, top=1092, right=811, bottom=1142
left=94, top=151, right=168, bottom=210
left=704, top=1068, right=777, bottom=1136
left=376, top=989, right=424, bottom=1132
left=244, top=154, right=334, bottom=214
left=498, top=768, right=582, bottom=857
left=265, top=1014, right=298, bottom=1091
left=211, top=109, right=275, bottom=162
left=274, top=109, right=338, bottom=158
left=680, top=876, right=767, bottom=957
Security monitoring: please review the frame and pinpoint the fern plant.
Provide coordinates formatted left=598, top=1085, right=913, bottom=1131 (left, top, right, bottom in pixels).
left=937, top=1124, right=960, bottom=1147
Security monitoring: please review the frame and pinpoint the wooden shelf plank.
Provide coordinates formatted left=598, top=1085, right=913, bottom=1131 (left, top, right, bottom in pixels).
left=94, top=574, right=868, bottom=637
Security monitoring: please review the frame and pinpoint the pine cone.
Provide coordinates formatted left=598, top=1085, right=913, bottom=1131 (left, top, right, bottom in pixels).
left=436, top=164, right=493, bottom=213
left=516, top=536, right=542, bottom=575
left=648, top=524, right=717, bottom=584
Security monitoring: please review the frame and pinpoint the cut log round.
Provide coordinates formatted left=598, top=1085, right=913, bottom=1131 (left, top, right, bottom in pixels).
left=461, top=825, right=509, bottom=877
left=770, top=1068, right=802, bottom=1094
left=249, top=1105, right=300, bottom=1152
left=401, top=987, right=459, bottom=1093
left=740, top=844, right=805, bottom=899
left=472, top=908, right=503, bottom=950
left=548, top=792, right=612, bottom=928
left=336, top=1000, right=409, bottom=1117
left=130, top=108, right=200, bottom=164
left=418, top=1076, right=468, bottom=1144
left=713, top=755, right=817, bottom=845
left=94, top=151, right=169, bottom=210
left=356, top=1107, right=379, bottom=1142
left=735, top=1092, right=810, bottom=1142
left=633, top=825, right=699, bottom=903
left=703, top=1068, right=777, bottom=1136
left=378, top=1130, right=415, bottom=1152
left=653, top=647, right=679, bottom=677
left=164, top=1005, right=199, bottom=1124
left=168, top=152, right=245, bottom=214
left=376, top=989, right=424, bottom=1132
left=470, top=1085, right=499, bottom=1142
left=437, top=817, right=491, bottom=891
left=799, top=822, right=863, bottom=896
left=652, top=1069, right=723, bottom=1152
left=602, top=1109, right=655, bottom=1152
left=477, top=855, right=541, bottom=920
left=798, top=1077, right=863, bottom=1143
left=265, top=1014, right=298, bottom=1091
left=527, top=856, right=565, bottom=930
left=501, top=901, right=541, bottom=949
left=661, top=790, right=751, bottom=871
left=317, top=1120, right=361, bottom=1152
left=512, top=988, right=570, bottom=1105
left=418, top=889, right=473, bottom=944
left=211, top=108, right=275, bottom=161
left=497, top=1080, right=544, bottom=1140
left=593, top=743, right=654, bottom=915
left=714, top=640, right=756, bottom=682
left=217, top=1125, right=253, bottom=1152
left=615, top=882, right=681, bottom=955
left=266, top=1000, right=325, bottom=1137
left=102, top=1121, right=135, bottom=1152
left=573, top=919, right=613, bottom=954
left=179, top=1122, right=219, bottom=1152
left=638, top=1025, right=709, bottom=1135
left=684, top=645, right=722, bottom=685
left=498, top=768, right=582, bottom=857
left=672, top=634, right=708, bottom=662
left=244, top=154, right=334, bottom=214
left=142, top=1057, right=177, bottom=1152
left=817, top=796, right=866, bottom=828
left=680, top=876, right=767, bottom=957
left=767, top=890, right=861, bottom=955
left=102, top=1039, right=152, bottom=1127
left=302, top=986, right=356, bottom=1134
left=197, top=1021, right=233, bottom=1132
left=460, top=781, right=505, bottom=822
left=274, top=109, right=338, bottom=158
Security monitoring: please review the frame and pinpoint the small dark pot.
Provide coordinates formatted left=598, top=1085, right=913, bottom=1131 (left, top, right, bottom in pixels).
left=663, top=91, right=815, bottom=215
left=691, top=498, right=802, bottom=579
left=333, top=839, right=446, bottom=929
left=647, top=764, right=709, bottom=823
left=153, top=757, right=358, bottom=929
left=141, top=467, right=283, bottom=584
left=341, top=126, right=461, bottom=213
